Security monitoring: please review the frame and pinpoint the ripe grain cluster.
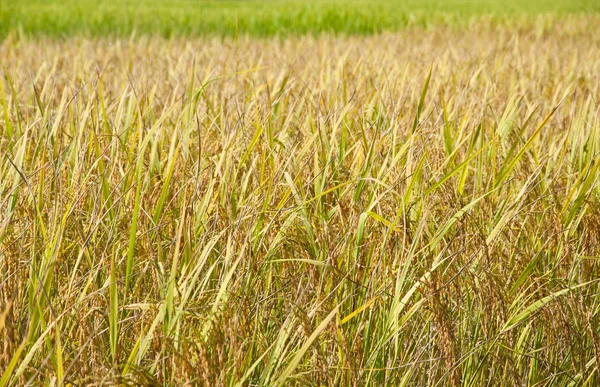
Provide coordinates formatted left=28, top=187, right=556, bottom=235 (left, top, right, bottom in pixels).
left=1, top=22, right=600, bottom=385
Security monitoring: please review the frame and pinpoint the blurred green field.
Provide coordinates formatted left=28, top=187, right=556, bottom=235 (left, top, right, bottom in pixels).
left=2, top=0, right=599, bottom=38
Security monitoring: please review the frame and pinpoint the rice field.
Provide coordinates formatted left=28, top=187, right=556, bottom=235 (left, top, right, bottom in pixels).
left=2, top=0, right=600, bottom=38
left=1, top=3, right=600, bottom=387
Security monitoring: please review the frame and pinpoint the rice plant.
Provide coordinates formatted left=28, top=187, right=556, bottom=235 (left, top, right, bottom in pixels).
left=1, top=12, right=600, bottom=387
